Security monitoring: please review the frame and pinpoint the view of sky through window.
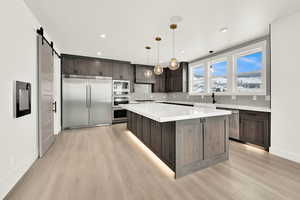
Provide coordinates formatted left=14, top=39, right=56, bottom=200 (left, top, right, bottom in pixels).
left=237, top=51, right=263, bottom=90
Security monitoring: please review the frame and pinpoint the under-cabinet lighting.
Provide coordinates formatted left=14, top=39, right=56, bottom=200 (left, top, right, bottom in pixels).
left=125, top=130, right=174, bottom=178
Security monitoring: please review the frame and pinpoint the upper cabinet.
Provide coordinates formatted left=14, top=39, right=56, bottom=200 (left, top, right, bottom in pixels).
left=134, top=64, right=155, bottom=84
left=152, top=72, right=166, bottom=93
left=152, top=62, right=188, bottom=93
left=61, top=54, right=134, bottom=92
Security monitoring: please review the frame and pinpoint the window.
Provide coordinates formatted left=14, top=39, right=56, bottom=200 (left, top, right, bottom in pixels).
left=188, top=40, right=267, bottom=95
left=236, top=51, right=263, bottom=91
left=190, top=64, right=205, bottom=93
left=210, top=60, right=228, bottom=92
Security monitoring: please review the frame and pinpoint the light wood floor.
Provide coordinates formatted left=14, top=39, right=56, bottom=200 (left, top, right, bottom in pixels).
left=5, top=123, right=300, bottom=200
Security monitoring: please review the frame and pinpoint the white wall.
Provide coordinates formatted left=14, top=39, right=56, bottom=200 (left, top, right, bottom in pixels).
left=0, top=0, right=61, bottom=198
left=270, top=11, right=300, bottom=163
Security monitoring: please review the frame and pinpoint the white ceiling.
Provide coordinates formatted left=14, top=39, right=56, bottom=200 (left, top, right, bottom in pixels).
left=24, top=0, right=300, bottom=65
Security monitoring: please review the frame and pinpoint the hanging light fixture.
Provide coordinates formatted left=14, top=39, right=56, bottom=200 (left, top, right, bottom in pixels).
left=169, top=24, right=180, bottom=70
left=144, top=46, right=153, bottom=78
left=154, top=37, right=164, bottom=75
left=209, top=50, right=214, bottom=73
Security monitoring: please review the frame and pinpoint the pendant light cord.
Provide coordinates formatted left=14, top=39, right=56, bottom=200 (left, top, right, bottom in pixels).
left=172, top=29, right=175, bottom=58
left=157, top=41, right=160, bottom=65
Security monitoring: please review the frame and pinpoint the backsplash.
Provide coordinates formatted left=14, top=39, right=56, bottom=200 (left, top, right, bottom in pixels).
left=167, top=92, right=271, bottom=108
left=130, top=84, right=168, bottom=101
left=130, top=84, right=270, bottom=108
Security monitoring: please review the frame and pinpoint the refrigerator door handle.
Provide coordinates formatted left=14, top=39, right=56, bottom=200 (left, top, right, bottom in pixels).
left=86, top=84, right=89, bottom=108
left=89, top=84, right=92, bottom=108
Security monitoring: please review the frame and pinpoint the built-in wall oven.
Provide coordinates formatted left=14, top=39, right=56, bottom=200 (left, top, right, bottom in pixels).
left=112, top=80, right=130, bottom=123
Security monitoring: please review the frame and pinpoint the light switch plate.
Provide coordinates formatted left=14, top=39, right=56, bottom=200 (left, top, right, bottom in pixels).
left=253, top=95, right=257, bottom=101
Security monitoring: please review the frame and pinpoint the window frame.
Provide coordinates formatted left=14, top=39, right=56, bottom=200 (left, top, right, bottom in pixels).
left=208, top=57, right=230, bottom=94
left=233, top=42, right=267, bottom=95
left=188, top=40, right=267, bottom=96
left=189, top=61, right=207, bottom=95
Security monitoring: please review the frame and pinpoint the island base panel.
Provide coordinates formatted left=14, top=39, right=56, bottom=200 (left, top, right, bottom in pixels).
left=126, top=111, right=229, bottom=178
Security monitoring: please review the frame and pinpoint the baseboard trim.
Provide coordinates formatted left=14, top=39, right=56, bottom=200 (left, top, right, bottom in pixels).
left=2, top=156, right=38, bottom=200
left=270, top=147, right=300, bottom=164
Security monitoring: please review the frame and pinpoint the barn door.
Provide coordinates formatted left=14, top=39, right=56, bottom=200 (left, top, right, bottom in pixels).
left=38, top=35, right=55, bottom=157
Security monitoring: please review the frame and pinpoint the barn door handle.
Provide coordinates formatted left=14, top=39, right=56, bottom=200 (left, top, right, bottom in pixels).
left=52, top=101, right=57, bottom=113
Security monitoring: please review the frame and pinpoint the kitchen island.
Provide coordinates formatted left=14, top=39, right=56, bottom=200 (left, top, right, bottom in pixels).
left=121, top=103, right=231, bottom=178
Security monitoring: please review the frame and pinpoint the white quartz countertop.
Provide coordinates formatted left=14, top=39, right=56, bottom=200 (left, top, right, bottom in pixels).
left=130, top=100, right=271, bottom=113
left=121, top=103, right=231, bottom=122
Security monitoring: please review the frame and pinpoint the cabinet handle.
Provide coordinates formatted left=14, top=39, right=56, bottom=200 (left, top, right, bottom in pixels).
left=52, top=101, right=57, bottom=113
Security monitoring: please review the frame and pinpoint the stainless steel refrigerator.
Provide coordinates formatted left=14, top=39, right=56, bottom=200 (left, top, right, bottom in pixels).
left=62, top=75, right=112, bottom=129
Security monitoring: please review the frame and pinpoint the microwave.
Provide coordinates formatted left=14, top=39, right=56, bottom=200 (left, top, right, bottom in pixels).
left=113, top=80, right=130, bottom=92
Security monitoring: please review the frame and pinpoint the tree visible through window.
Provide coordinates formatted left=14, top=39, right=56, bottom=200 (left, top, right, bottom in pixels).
left=237, top=51, right=263, bottom=90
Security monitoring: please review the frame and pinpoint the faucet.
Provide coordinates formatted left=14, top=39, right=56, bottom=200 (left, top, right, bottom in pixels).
left=212, top=92, right=217, bottom=104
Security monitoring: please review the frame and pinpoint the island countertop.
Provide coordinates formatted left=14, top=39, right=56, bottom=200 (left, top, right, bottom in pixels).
left=120, top=103, right=231, bottom=122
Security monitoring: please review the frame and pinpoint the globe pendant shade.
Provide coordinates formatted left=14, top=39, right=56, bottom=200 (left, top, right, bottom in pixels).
left=169, top=58, right=179, bottom=70
left=154, top=65, right=163, bottom=75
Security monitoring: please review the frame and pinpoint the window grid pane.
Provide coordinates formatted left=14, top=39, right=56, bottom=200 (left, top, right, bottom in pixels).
left=192, top=66, right=205, bottom=93
left=237, top=51, right=263, bottom=91
left=211, top=61, right=228, bottom=92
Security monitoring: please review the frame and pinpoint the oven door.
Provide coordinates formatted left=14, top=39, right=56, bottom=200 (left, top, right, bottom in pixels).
left=113, top=108, right=128, bottom=121
left=114, top=96, right=129, bottom=106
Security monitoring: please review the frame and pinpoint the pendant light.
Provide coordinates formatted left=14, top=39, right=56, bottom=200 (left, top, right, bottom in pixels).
left=209, top=50, right=214, bottom=73
left=169, top=24, right=180, bottom=70
left=154, top=37, right=164, bottom=75
left=144, top=46, right=153, bottom=78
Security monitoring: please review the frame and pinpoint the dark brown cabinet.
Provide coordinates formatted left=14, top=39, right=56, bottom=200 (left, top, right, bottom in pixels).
left=113, top=63, right=130, bottom=80
left=134, top=64, right=155, bottom=84
left=165, top=62, right=188, bottom=92
left=152, top=72, right=166, bottom=93
left=142, top=117, right=151, bottom=147
left=62, top=56, right=75, bottom=75
left=239, top=110, right=270, bottom=150
left=61, top=54, right=135, bottom=92
left=161, top=122, right=176, bottom=169
left=150, top=120, right=162, bottom=157
left=127, top=111, right=175, bottom=170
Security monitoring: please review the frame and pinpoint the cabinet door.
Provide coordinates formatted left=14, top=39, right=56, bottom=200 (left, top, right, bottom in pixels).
left=229, top=111, right=239, bottom=140
left=119, top=63, right=130, bottom=80
left=136, top=115, right=143, bottom=140
left=162, top=122, right=176, bottom=169
left=100, top=61, right=113, bottom=77
left=203, top=117, right=227, bottom=159
left=239, top=111, right=269, bottom=148
left=142, top=117, right=151, bottom=147
left=135, top=65, right=155, bottom=84
left=127, top=111, right=132, bottom=131
left=112, top=63, right=121, bottom=80
left=131, top=113, right=137, bottom=136
left=129, top=64, right=135, bottom=92
left=62, top=57, right=75, bottom=75
left=150, top=120, right=162, bottom=157
left=74, top=58, right=91, bottom=75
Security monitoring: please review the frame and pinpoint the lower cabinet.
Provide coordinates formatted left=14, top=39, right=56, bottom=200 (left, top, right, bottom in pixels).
left=150, top=120, right=162, bottom=157
left=142, top=117, right=151, bottom=147
left=203, top=117, right=227, bottom=159
left=239, top=110, right=270, bottom=150
left=127, top=111, right=175, bottom=170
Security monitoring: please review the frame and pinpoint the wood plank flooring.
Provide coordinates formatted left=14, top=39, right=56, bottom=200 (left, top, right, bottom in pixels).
left=5, top=123, right=300, bottom=200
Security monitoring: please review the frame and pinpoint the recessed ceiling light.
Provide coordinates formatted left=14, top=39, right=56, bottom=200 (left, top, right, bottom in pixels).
left=100, top=34, right=106, bottom=38
left=97, top=52, right=101, bottom=56
left=220, top=28, right=228, bottom=33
